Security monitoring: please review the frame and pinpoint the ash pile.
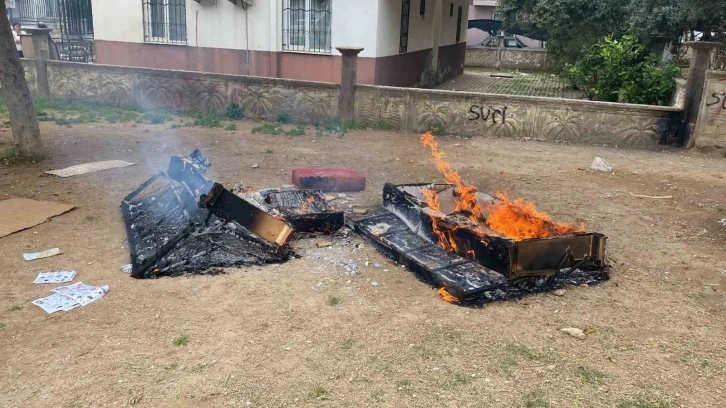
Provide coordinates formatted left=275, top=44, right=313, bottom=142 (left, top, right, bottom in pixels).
left=121, top=150, right=342, bottom=279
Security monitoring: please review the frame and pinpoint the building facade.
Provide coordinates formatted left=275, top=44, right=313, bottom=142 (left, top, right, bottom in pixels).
left=90, top=0, right=469, bottom=87
left=467, top=0, right=497, bottom=46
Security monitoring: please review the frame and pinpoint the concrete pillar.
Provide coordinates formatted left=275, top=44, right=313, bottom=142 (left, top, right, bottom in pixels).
left=495, top=34, right=504, bottom=70
left=24, top=27, right=53, bottom=98
left=682, top=41, right=720, bottom=148
left=336, top=46, right=364, bottom=122
left=430, top=0, right=444, bottom=76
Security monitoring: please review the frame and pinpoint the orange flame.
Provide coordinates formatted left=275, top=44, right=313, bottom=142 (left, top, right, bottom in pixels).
left=437, top=287, right=460, bottom=303
left=486, top=192, right=583, bottom=240
left=420, top=132, right=584, bottom=243
left=300, top=196, right=315, bottom=213
left=421, top=132, right=483, bottom=223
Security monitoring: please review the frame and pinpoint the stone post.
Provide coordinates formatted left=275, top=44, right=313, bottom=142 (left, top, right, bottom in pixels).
left=495, top=34, right=505, bottom=70
left=25, top=27, right=53, bottom=97
left=681, top=41, right=720, bottom=148
left=336, top=46, right=364, bottom=122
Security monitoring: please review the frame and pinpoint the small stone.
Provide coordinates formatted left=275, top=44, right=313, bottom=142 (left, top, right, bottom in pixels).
left=337, top=193, right=347, bottom=198
left=251, top=164, right=259, bottom=169
left=553, top=289, right=566, bottom=297
left=324, top=195, right=336, bottom=201
left=560, top=327, right=586, bottom=340
left=315, top=281, right=324, bottom=288
left=579, top=283, right=589, bottom=288
left=371, top=281, right=379, bottom=286
left=352, top=208, right=369, bottom=215
left=316, top=241, right=333, bottom=248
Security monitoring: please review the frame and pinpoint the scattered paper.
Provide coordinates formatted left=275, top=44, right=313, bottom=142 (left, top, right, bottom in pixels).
left=23, top=248, right=63, bottom=261
left=32, top=293, right=80, bottom=314
left=51, top=282, right=110, bottom=306
left=719, top=218, right=726, bottom=227
left=120, top=264, right=132, bottom=273
left=590, top=157, right=613, bottom=172
left=46, top=160, right=135, bottom=177
left=33, top=270, right=76, bottom=284
left=560, top=327, right=586, bottom=340
left=629, top=192, right=672, bottom=199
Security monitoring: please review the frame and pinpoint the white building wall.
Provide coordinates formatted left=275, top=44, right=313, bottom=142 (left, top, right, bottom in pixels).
left=91, top=0, right=379, bottom=57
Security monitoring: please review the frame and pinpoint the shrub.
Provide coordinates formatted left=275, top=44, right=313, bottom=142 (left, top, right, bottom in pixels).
left=565, top=35, right=680, bottom=106
left=226, top=103, right=243, bottom=120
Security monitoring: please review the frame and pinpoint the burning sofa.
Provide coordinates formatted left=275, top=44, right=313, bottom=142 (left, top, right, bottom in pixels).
left=121, top=150, right=342, bottom=278
left=349, top=133, right=609, bottom=303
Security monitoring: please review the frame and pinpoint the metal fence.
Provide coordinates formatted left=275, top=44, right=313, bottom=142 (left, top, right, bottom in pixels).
left=282, top=0, right=332, bottom=54
left=13, top=0, right=95, bottom=63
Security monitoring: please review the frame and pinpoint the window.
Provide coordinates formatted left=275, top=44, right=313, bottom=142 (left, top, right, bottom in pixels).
left=282, top=0, right=332, bottom=53
left=456, top=6, right=462, bottom=42
left=450, top=3, right=454, bottom=17
left=142, top=0, right=187, bottom=44
left=400, top=0, right=410, bottom=53
left=492, top=11, right=503, bottom=21
left=420, top=0, right=425, bottom=16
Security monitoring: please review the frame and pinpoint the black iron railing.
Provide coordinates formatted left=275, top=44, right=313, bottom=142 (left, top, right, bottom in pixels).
left=142, top=0, right=187, bottom=44
left=282, top=0, right=331, bottom=53
left=15, top=0, right=60, bottom=26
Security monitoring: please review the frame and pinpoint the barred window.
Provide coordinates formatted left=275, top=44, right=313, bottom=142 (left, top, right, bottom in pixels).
left=142, top=0, right=187, bottom=44
left=282, top=0, right=332, bottom=54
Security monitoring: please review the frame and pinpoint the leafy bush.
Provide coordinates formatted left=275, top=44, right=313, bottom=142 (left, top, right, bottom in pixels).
left=565, top=35, right=680, bottom=105
left=193, top=112, right=221, bottom=128
left=226, top=103, right=243, bottom=120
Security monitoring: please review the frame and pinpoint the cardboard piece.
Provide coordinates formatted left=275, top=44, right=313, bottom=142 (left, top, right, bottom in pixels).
left=46, top=160, right=135, bottom=177
left=0, top=198, right=75, bottom=238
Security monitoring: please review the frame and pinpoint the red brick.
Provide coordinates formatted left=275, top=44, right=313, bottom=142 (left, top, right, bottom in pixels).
left=292, top=168, right=366, bottom=192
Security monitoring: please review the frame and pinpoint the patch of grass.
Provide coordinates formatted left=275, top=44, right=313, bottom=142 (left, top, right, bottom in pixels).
left=1, top=148, right=16, bottom=161
left=0, top=322, right=7, bottom=329
left=252, top=123, right=283, bottom=135
left=396, top=379, right=412, bottom=393
left=193, top=112, right=222, bottom=128
left=523, top=389, right=550, bottom=408
left=342, top=339, right=354, bottom=349
left=164, top=362, right=178, bottom=370
left=170, top=124, right=179, bottom=129
left=226, top=102, right=243, bottom=120
left=276, top=111, right=291, bottom=124
left=264, top=149, right=274, bottom=154
left=148, top=112, right=167, bottom=124
left=319, top=118, right=356, bottom=136
left=284, top=124, right=305, bottom=136
left=576, top=366, right=607, bottom=385
left=430, top=122, right=446, bottom=136
left=224, top=123, right=237, bottom=131
left=327, top=295, right=342, bottom=306
left=9, top=305, right=22, bottom=311
left=506, top=343, right=538, bottom=360
left=173, top=334, right=189, bottom=346
left=449, top=372, right=473, bottom=387
left=309, top=385, right=328, bottom=399
left=618, top=399, right=671, bottom=408
left=84, top=215, right=96, bottom=223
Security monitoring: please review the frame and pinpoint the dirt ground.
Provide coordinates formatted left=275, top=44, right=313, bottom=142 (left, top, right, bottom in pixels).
left=0, top=118, right=725, bottom=408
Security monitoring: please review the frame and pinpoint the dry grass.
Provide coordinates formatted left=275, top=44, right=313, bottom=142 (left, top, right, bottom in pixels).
left=0, top=119, right=724, bottom=407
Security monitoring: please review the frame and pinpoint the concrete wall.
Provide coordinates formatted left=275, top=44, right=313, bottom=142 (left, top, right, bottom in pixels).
left=31, top=60, right=682, bottom=149
left=694, top=71, right=726, bottom=148
left=354, top=85, right=682, bottom=149
left=465, top=47, right=552, bottom=71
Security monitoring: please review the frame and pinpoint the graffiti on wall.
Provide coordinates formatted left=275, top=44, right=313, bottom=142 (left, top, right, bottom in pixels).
left=468, top=105, right=507, bottom=123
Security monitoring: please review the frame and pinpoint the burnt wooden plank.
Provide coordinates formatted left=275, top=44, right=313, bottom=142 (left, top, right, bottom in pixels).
left=259, top=189, right=344, bottom=233
left=352, top=210, right=506, bottom=299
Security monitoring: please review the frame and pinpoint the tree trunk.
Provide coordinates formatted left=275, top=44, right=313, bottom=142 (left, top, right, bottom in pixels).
left=0, top=2, right=43, bottom=160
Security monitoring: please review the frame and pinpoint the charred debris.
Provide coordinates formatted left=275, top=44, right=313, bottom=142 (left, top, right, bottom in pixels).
left=121, top=149, right=608, bottom=305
